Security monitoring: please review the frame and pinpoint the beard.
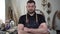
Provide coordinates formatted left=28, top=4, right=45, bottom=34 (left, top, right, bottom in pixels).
left=28, top=10, right=35, bottom=14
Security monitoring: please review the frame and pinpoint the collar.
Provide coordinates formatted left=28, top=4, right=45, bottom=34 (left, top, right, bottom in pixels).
left=27, top=12, right=36, bottom=17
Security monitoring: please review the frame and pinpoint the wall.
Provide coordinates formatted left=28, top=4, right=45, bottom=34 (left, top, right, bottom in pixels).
left=0, top=0, right=5, bottom=23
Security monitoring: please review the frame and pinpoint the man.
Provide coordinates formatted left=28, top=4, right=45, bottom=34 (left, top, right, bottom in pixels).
left=18, top=0, right=48, bottom=34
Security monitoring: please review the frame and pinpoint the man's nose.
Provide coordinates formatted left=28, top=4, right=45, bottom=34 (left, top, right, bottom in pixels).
left=29, top=7, right=32, bottom=9
left=29, top=7, right=33, bottom=9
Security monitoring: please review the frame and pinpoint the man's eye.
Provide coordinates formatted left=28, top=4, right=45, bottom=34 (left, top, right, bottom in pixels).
left=28, top=6, right=34, bottom=7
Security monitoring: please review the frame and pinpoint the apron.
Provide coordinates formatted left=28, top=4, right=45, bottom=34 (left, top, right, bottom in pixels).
left=25, top=14, right=40, bottom=28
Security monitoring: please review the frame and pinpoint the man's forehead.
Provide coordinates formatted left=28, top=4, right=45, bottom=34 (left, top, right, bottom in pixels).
left=27, top=3, right=35, bottom=6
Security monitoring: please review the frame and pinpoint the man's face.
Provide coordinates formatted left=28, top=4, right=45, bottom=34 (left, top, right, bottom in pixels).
left=26, top=3, right=36, bottom=14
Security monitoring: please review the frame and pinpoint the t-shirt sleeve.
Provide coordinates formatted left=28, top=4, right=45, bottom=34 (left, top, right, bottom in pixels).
left=40, top=15, right=46, bottom=23
left=18, top=16, right=24, bottom=24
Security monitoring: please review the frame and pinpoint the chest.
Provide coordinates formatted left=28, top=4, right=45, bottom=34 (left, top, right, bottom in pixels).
left=23, top=16, right=41, bottom=28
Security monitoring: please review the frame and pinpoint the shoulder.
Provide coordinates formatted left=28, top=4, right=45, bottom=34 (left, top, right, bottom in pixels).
left=19, top=15, right=26, bottom=19
left=37, top=14, right=44, bottom=18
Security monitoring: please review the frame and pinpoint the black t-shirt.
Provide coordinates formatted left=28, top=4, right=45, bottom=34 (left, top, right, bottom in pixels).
left=18, top=13, right=46, bottom=28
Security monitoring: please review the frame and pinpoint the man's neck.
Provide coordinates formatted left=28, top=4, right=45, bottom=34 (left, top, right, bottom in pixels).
left=28, top=12, right=35, bottom=16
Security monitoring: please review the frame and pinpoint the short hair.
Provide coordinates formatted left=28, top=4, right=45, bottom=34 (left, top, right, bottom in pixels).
left=27, top=0, right=36, bottom=4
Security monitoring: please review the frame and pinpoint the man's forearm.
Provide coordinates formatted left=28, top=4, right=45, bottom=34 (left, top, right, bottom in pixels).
left=28, top=28, right=48, bottom=34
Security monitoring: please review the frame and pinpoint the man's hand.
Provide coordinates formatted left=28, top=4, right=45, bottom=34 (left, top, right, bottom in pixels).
left=24, top=27, right=31, bottom=32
